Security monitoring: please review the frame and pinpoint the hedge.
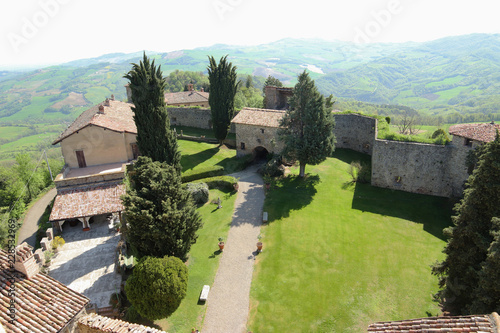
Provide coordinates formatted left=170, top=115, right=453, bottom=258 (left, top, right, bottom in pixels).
left=192, top=176, right=238, bottom=192
left=181, top=165, right=224, bottom=183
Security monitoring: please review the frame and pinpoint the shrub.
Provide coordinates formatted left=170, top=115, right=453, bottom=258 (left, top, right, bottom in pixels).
left=348, top=161, right=371, bottom=184
left=385, top=116, right=391, bottom=125
left=181, top=165, right=224, bottom=183
left=185, top=182, right=209, bottom=205
left=52, top=236, right=65, bottom=250
left=125, top=256, right=188, bottom=320
left=259, top=154, right=285, bottom=178
left=192, top=176, right=237, bottom=192
left=125, top=305, right=142, bottom=323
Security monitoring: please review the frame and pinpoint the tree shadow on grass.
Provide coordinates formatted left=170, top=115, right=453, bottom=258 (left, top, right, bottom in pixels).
left=351, top=181, right=453, bottom=241
left=264, top=174, right=320, bottom=223
left=180, top=147, right=219, bottom=172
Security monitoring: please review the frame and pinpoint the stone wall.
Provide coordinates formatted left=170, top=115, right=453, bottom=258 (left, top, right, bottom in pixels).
left=168, top=107, right=212, bottom=129
left=234, top=123, right=283, bottom=157
left=371, top=140, right=452, bottom=197
left=333, top=113, right=377, bottom=155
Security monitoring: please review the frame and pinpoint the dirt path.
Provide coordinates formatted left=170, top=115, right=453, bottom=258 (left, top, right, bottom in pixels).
left=201, top=165, right=264, bottom=333
left=17, top=188, right=57, bottom=247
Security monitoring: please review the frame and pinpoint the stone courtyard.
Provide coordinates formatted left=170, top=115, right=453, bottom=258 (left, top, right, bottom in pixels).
left=48, top=215, right=122, bottom=308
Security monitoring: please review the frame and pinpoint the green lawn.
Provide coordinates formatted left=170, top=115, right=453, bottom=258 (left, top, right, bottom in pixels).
left=248, top=149, right=451, bottom=332
left=156, top=189, right=237, bottom=332
left=178, top=140, right=248, bottom=174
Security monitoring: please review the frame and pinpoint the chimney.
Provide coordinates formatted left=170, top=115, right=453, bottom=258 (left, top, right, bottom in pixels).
left=104, top=98, right=110, bottom=107
left=201, top=87, right=204, bottom=92
left=98, top=105, right=105, bottom=114
left=187, top=83, right=194, bottom=91
left=111, top=94, right=115, bottom=101
left=14, top=243, right=39, bottom=279
left=125, top=84, right=132, bottom=103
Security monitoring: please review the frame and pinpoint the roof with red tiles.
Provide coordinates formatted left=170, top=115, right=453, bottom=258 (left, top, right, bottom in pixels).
left=164, top=90, right=209, bottom=105
left=231, top=107, right=286, bottom=128
left=52, top=99, right=137, bottom=145
left=449, top=122, right=500, bottom=143
left=0, top=249, right=89, bottom=333
left=367, top=313, right=500, bottom=332
left=49, top=182, right=126, bottom=221
left=78, top=313, right=166, bottom=333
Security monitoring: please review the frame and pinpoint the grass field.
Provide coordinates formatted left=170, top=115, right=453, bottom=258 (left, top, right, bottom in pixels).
left=248, top=149, right=451, bottom=332
left=156, top=189, right=237, bottom=332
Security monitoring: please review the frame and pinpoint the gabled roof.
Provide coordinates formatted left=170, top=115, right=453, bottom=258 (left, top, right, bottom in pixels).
left=231, top=107, right=285, bottom=128
left=367, top=313, right=500, bottom=332
left=52, top=100, right=137, bottom=144
left=449, top=122, right=500, bottom=143
left=78, top=313, right=166, bottom=333
left=49, top=182, right=126, bottom=221
left=164, top=90, right=209, bottom=105
left=0, top=249, right=89, bottom=332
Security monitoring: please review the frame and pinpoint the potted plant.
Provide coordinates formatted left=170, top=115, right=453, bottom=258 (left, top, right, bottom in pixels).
left=218, top=237, right=225, bottom=251
left=256, top=235, right=263, bottom=252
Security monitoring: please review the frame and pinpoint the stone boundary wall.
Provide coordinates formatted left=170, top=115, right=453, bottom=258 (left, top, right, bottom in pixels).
left=333, top=114, right=377, bottom=155
left=168, top=107, right=212, bottom=129
left=371, top=139, right=452, bottom=197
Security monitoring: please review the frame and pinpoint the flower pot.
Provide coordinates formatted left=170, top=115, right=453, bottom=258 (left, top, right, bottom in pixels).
left=218, top=242, right=225, bottom=251
left=256, top=241, right=263, bottom=252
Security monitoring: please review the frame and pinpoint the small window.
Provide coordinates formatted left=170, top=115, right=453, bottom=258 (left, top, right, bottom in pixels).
left=241, top=142, right=246, bottom=150
left=172, top=117, right=177, bottom=124
left=464, top=138, right=473, bottom=147
left=261, top=128, right=265, bottom=134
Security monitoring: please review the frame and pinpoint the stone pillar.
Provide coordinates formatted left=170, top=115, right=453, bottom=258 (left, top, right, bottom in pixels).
left=46, top=228, right=53, bottom=241
left=40, top=238, right=51, bottom=251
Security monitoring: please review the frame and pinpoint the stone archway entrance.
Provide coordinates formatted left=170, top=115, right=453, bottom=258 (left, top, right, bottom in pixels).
left=253, top=146, right=269, bottom=161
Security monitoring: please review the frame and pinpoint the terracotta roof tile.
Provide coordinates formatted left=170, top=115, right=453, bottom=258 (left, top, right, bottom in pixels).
left=367, top=314, right=499, bottom=332
left=0, top=249, right=89, bottom=333
left=164, top=90, right=209, bottom=105
left=49, top=182, right=125, bottom=221
left=449, top=122, right=500, bottom=143
left=53, top=100, right=137, bottom=144
left=231, top=107, right=285, bottom=128
left=78, top=313, right=166, bottom=333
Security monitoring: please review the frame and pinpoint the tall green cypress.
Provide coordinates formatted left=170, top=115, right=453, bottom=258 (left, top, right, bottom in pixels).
left=207, top=55, right=239, bottom=144
left=278, top=71, right=336, bottom=177
left=432, top=132, right=500, bottom=314
left=124, top=53, right=181, bottom=174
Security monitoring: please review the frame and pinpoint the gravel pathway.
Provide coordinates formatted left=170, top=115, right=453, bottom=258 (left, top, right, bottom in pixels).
left=201, top=165, right=264, bottom=333
left=17, top=188, right=57, bottom=247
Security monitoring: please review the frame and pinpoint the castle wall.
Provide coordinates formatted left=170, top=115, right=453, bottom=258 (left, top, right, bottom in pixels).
left=371, top=139, right=452, bottom=197
left=168, top=107, right=212, bottom=129
left=333, top=114, right=377, bottom=155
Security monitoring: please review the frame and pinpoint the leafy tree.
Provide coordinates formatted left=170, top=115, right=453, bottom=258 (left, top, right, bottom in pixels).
left=432, top=132, right=500, bottom=314
left=165, top=70, right=209, bottom=92
left=124, top=53, right=181, bottom=173
left=207, top=55, right=240, bottom=144
left=122, top=156, right=202, bottom=260
left=234, top=85, right=264, bottom=109
left=125, top=255, right=188, bottom=320
left=14, top=153, right=43, bottom=202
left=278, top=71, right=336, bottom=177
left=245, top=75, right=253, bottom=89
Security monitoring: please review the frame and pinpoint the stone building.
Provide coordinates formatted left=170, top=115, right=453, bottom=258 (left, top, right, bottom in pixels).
left=231, top=107, right=286, bottom=158
left=164, top=84, right=209, bottom=107
left=264, top=86, right=293, bottom=110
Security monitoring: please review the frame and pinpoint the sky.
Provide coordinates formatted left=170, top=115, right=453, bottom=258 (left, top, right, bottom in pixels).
left=0, top=0, right=499, bottom=68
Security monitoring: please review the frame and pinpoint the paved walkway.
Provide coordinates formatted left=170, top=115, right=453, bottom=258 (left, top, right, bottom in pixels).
left=202, top=166, right=264, bottom=333
left=17, top=188, right=57, bottom=247
left=49, top=216, right=122, bottom=308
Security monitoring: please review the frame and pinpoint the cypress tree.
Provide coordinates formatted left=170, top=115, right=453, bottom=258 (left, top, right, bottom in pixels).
left=278, top=71, right=336, bottom=177
left=124, top=53, right=181, bottom=174
left=122, top=156, right=202, bottom=261
left=432, top=132, right=500, bottom=314
left=207, top=55, right=239, bottom=144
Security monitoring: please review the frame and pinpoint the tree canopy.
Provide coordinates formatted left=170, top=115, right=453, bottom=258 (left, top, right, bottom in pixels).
left=278, top=71, right=336, bottom=177
left=125, top=255, right=188, bottom=320
left=207, top=55, right=240, bottom=144
left=124, top=53, right=181, bottom=173
left=121, top=156, right=202, bottom=261
left=432, top=132, right=500, bottom=314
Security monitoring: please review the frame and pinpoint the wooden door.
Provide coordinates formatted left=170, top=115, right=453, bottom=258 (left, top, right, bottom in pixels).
left=76, top=150, right=86, bottom=168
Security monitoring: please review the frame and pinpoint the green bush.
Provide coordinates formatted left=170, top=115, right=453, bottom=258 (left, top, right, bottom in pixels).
left=348, top=161, right=371, bottom=183
left=185, top=182, right=209, bottom=205
left=259, top=154, right=285, bottom=178
left=192, top=176, right=238, bottom=192
left=125, top=256, right=188, bottom=320
left=125, top=305, right=143, bottom=323
left=181, top=165, right=224, bottom=183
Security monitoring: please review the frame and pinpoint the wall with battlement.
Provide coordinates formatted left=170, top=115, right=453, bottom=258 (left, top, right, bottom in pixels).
left=333, top=113, right=377, bottom=155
